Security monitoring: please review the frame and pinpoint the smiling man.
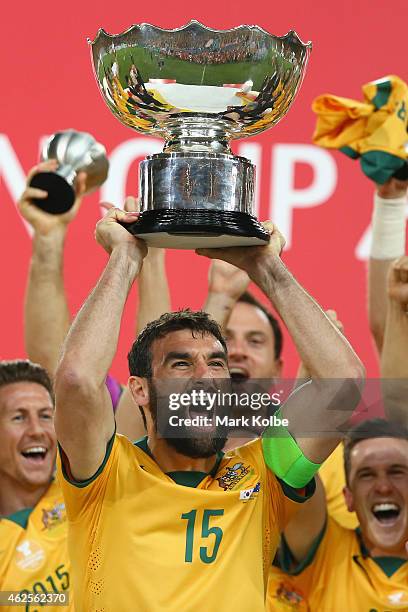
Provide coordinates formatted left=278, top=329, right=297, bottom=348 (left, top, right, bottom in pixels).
left=225, top=292, right=283, bottom=380
left=204, top=260, right=283, bottom=381
left=268, top=419, right=408, bottom=611
left=54, top=207, right=363, bottom=612
left=0, top=360, right=72, bottom=609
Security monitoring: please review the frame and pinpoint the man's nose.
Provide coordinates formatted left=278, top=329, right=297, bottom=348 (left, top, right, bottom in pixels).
left=374, top=476, right=393, bottom=494
left=26, top=416, right=45, bottom=437
left=227, top=337, right=247, bottom=359
left=193, top=361, right=212, bottom=379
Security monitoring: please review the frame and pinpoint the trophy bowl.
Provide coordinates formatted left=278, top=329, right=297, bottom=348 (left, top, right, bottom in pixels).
left=89, top=21, right=311, bottom=248
left=30, top=130, right=109, bottom=214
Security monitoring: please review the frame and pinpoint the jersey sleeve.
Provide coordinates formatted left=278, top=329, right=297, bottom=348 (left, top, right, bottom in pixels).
left=236, top=439, right=315, bottom=530
left=278, top=516, right=344, bottom=598
left=56, top=433, right=122, bottom=522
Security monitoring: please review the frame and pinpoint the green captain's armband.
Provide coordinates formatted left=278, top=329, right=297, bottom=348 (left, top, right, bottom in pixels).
left=262, top=409, right=321, bottom=488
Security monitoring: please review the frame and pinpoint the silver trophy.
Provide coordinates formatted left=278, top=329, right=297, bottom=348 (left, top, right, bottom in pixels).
left=89, top=21, right=311, bottom=248
left=30, top=129, right=109, bottom=214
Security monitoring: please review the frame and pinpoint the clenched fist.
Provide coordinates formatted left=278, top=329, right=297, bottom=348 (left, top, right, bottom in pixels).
left=96, top=203, right=147, bottom=260
left=196, top=221, right=285, bottom=281
left=18, top=160, right=87, bottom=235
left=207, top=260, right=250, bottom=301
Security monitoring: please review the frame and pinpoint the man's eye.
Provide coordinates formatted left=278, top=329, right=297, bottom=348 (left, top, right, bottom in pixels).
left=390, top=468, right=406, bottom=476
left=172, top=361, right=190, bottom=368
left=209, top=361, right=226, bottom=368
left=12, top=414, right=24, bottom=422
left=41, top=413, right=53, bottom=421
left=359, top=472, right=373, bottom=480
left=249, top=338, right=264, bottom=346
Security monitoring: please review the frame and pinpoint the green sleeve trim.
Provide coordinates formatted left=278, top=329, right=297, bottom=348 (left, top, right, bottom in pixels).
left=370, top=79, right=392, bottom=109
left=4, top=507, right=33, bottom=529
left=58, top=430, right=116, bottom=488
left=277, top=477, right=316, bottom=503
left=262, top=410, right=321, bottom=488
left=361, top=151, right=405, bottom=184
left=134, top=435, right=151, bottom=455
left=280, top=518, right=327, bottom=575
left=340, top=145, right=359, bottom=159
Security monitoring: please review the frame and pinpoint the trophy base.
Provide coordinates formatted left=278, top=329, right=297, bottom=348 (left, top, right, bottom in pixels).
left=30, top=172, right=75, bottom=214
left=124, top=209, right=270, bottom=249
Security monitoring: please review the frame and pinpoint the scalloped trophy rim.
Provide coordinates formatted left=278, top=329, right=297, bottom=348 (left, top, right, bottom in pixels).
left=87, top=19, right=312, bottom=50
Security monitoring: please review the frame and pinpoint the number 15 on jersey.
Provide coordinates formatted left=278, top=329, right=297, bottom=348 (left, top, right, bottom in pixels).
left=181, top=509, right=224, bottom=564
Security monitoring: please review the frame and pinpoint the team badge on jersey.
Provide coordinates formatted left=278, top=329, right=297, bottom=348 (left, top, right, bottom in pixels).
left=273, top=581, right=307, bottom=610
left=41, top=502, right=66, bottom=537
left=217, top=462, right=251, bottom=490
left=15, top=539, right=46, bottom=572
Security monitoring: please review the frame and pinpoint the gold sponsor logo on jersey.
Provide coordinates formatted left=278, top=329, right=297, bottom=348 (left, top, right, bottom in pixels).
left=15, top=539, right=46, bottom=572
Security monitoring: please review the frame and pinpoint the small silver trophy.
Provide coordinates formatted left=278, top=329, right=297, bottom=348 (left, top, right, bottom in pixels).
left=89, top=21, right=311, bottom=248
left=30, top=130, right=109, bottom=214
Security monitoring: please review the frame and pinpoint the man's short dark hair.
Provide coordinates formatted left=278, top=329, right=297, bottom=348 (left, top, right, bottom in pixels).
left=236, top=292, right=283, bottom=359
left=0, top=360, right=54, bottom=402
left=343, top=418, right=408, bottom=485
left=128, top=309, right=228, bottom=378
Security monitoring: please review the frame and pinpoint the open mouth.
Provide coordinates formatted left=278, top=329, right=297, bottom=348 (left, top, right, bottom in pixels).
left=188, top=403, right=214, bottom=419
left=21, top=446, right=48, bottom=463
left=372, top=502, right=401, bottom=525
left=230, top=367, right=249, bottom=382
left=185, top=400, right=217, bottom=432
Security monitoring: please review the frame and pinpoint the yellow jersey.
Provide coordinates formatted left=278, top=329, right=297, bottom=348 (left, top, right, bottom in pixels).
left=0, top=479, right=72, bottom=612
left=266, top=445, right=356, bottom=611
left=268, top=517, right=408, bottom=611
left=57, top=434, right=313, bottom=612
left=319, top=444, right=358, bottom=530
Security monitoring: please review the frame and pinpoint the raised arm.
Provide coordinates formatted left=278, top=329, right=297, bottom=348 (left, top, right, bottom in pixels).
left=54, top=207, right=146, bottom=480
left=114, top=196, right=171, bottom=440
left=19, top=161, right=86, bottom=377
left=283, top=474, right=327, bottom=563
left=368, top=178, right=407, bottom=354
left=197, top=222, right=365, bottom=464
left=103, top=197, right=171, bottom=334
left=295, top=309, right=344, bottom=382
left=137, top=247, right=171, bottom=333
left=381, top=256, right=408, bottom=426
left=203, top=260, right=250, bottom=329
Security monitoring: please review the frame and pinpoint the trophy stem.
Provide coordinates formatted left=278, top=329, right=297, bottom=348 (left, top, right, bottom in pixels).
left=163, top=118, right=233, bottom=153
